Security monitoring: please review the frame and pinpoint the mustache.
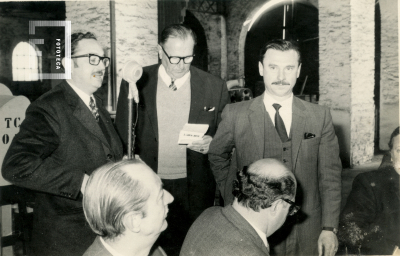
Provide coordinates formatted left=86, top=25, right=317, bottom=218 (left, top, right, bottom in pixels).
left=272, top=80, right=290, bottom=85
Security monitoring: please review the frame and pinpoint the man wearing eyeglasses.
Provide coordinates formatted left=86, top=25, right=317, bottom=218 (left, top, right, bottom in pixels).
left=115, top=24, right=230, bottom=256
left=180, top=158, right=298, bottom=256
left=2, top=32, right=123, bottom=256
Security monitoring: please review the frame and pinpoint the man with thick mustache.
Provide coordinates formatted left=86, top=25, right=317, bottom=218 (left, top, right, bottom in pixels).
left=209, top=39, right=342, bottom=256
left=2, top=32, right=123, bottom=256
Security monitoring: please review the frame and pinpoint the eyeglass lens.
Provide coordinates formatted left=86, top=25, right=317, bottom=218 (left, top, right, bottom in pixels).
left=170, top=56, right=194, bottom=64
left=89, top=55, right=110, bottom=67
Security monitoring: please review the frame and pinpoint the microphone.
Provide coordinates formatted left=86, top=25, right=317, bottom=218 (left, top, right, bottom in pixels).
left=122, top=60, right=143, bottom=103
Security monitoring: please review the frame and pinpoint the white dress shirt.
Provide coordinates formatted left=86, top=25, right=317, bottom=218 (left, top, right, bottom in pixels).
left=263, top=92, right=293, bottom=137
left=158, top=64, right=191, bottom=90
left=66, top=80, right=96, bottom=111
left=99, top=237, right=125, bottom=256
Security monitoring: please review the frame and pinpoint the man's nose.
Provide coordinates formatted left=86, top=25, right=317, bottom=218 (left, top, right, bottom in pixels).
left=177, top=59, right=185, bottom=68
left=97, top=60, right=106, bottom=70
left=277, top=68, right=284, bottom=81
left=165, top=190, right=174, bottom=204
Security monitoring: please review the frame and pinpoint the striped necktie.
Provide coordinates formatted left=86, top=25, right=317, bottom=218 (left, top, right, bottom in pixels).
left=169, top=78, right=177, bottom=91
left=89, top=96, right=100, bottom=122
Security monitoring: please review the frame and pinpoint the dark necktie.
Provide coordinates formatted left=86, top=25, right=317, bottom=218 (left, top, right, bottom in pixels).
left=273, top=103, right=288, bottom=142
left=169, top=78, right=177, bottom=91
left=89, top=96, right=100, bottom=122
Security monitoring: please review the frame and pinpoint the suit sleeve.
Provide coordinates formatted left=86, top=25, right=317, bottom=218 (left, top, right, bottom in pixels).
left=318, top=108, right=342, bottom=228
left=338, top=174, right=376, bottom=252
left=215, top=80, right=230, bottom=128
left=1, top=104, right=84, bottom=199
left=208, top=104, right=235, bottom=200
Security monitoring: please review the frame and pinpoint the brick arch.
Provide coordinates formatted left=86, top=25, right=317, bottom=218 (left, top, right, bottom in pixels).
left=234, top=0, right=317, bottom=79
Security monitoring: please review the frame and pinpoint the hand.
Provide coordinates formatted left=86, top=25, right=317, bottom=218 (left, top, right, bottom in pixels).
left=81, top=174, right=90, bottom=195
left=318, top=230, right=338, bottom=256
left=187, top=135, right=212, bottom=154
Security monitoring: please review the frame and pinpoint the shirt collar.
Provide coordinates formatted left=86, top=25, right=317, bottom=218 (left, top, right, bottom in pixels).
left=158, top=64, right=190, bottom=90
left=263, top=92, right=293, bottom=108
left=246, top=219, right=269, bottom=249
left=99, top=237, right=125, bottom=256
left=236, top=209, right=269, bottom=249
left=66, top=80, right=94, bottom=109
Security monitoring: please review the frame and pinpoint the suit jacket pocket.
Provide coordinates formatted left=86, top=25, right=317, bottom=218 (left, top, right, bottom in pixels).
left=301, top=136, right=321, bottom=146
left=300, top=137, right=321, bottom=166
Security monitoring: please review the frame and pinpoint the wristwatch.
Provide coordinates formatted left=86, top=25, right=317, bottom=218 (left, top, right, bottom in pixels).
left=322, top=227, right=338, bottom=235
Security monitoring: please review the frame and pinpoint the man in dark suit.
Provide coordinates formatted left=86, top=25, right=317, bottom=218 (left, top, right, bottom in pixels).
left=208, top=39, right=342, bottom=256
left=83, top=159, right=174, bottom=256
left=180, top=158, right=298, bottom=256
left=115, top=24, right=230, bottom=255
left=339, top=127, right=400, bottom=255
left=1, top=32, right=123, bottom=256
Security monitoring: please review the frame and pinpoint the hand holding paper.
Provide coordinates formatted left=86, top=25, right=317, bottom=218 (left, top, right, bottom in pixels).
left=178, top=123, right=211, bottom=154
left=188, top=135, right=212, bottom=154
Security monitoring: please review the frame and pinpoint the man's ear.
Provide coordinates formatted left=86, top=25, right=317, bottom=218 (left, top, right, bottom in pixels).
left=61, top=57, right=74, bottom=73
left=123, top=211, right=143, bottom=233
left=269, top=200, right=279, bottom=215
left=258, top=61, right=264, bottom=76
left=157, top=44, right=163, bottom=60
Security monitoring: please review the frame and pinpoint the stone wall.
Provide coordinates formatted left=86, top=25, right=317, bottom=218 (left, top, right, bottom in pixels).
left=319, top=0, right=375, bottom=166
left=379, top=0, right=399, bottom=150
left=318, top=2, right=351, bottom=110
left=190, top=11, right=223, bottom=78
left=349, top=0, right=375, bottom=165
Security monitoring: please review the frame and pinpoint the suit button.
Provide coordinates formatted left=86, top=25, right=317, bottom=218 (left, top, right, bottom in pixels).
left=154, top=157, right=157, bottom=161
left=283, top=159, right=288, bottom=163
left=107, top=154, right=113, bottom=160
left=283, top=147, right=287, bottom=151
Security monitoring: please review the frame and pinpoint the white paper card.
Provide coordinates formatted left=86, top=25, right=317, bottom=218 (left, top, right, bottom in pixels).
left=178, top=123, right=209, bottom=144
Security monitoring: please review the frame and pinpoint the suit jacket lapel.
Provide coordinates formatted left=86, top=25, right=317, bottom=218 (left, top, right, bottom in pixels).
left=291, top=97, right=306, bottom=170
left=141, top=65, right=159, bottom=139
left=249, top=96, right=266, bottom=160
left=188, top=67, right=206, bottom=124
left=97, top=98, right=118, bottom=149
left=61, top=81, right=109, bottom=147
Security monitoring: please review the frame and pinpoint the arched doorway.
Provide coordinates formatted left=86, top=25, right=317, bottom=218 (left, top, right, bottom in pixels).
left=183, top=10, right=208, bottom=72
left=244, top=2, right=318, bottom=98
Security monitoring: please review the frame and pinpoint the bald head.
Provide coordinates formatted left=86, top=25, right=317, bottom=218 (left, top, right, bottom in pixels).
left=248, top=158, right=294, bottom=180
left=233, top=158, right=296, bottom=212
left=83, top=160, right=159, bottom=239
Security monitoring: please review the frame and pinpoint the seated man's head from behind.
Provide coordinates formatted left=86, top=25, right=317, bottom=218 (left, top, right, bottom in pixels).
left=233, top=158, right=298, bottom=237
left=83, top=159, right=173, bottom=255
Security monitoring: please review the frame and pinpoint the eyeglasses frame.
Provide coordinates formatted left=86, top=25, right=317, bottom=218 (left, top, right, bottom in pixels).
left=160, top=45, right=195, bottom=65
left=281, top=198, right=300, bottom=216
left=71, top=54, right=110, bottom=67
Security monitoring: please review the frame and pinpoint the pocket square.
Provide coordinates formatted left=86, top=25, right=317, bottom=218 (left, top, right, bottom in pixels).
left=204, top=106, right=215, bottom=112
left=304, top=133, right=316, bottom=139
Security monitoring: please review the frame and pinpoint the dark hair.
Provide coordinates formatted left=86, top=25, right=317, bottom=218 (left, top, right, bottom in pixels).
left=61, top=32, right=97, bottom=58
left=389, top=127, right=400, bottom=150
left=160, top=24, right=197, bottom=46
left=259, top=39, right=301, bottom=65
left=233, top=165, right=296, bottom=212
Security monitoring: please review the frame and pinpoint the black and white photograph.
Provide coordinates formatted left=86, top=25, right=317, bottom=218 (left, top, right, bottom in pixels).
left=0, top=0, right=398, bottom=255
